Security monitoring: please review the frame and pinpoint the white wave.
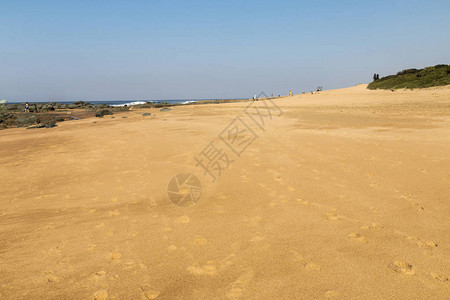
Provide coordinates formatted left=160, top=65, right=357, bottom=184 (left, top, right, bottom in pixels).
left=181, top=100, right=198, bottom=104
left=111, top=101, right=147, bottom=107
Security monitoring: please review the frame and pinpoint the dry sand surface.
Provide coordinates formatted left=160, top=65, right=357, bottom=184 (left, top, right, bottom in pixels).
left=1, top=84, right=449, bottom=299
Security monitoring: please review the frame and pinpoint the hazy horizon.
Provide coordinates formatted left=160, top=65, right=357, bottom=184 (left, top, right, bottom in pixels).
left=1, top=0, right=449, bottom=102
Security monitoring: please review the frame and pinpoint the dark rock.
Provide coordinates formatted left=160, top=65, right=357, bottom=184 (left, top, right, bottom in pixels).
left=27, top=124, right=46, bottom=129
left=15, top=114, right=40, bottom=127
left=6, top=104, right=20, bottom=111
left=160, top=108, right=172, bottom=112
left=95, top=110, right=113, bottom=117
left=41, top=104, right=55, bottom=111
left=0, top=112, right=14, bottom=123
left=122, top=116, right=127, bottom=118
left=55, top=103, right=69, bottom=109
left=97, top=104, right=111, bottom=109
left=142, top=113, right=151, bottom=116
left=40, top=115, right=57, bottom=128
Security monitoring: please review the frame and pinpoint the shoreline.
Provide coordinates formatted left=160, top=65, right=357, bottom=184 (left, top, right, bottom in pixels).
left=0, top=97, right=278, bottom=130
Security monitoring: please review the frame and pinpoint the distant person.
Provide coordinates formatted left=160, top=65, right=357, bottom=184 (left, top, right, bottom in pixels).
left=24, top=102, right=30, bottom=113
left=302, top=91, right=305, bottom=94
left=311, top=91, right=313, bottom=94
left=271, top=93, right=273, bottom=97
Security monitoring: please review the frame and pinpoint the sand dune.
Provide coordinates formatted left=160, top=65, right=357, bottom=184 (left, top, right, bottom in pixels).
left=0, top=84, right=449, bottom=299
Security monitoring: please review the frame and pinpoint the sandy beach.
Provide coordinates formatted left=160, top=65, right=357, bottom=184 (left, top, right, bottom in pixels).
left=0, top=84, right=449, bottom=299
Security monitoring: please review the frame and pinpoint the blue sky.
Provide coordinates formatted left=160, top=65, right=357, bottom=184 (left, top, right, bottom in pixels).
left=1, top=0, right=449, bottom=101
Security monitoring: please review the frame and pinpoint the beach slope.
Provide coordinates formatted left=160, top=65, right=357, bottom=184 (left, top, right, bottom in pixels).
left=0, top=84, right=449, bottom=298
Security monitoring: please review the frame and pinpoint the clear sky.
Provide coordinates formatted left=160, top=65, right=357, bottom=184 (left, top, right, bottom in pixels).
left=1, top=0, right=449, bottom=101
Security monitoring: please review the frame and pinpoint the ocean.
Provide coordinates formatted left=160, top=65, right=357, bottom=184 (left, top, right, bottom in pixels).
left=7, top=99, right=245, bottom=106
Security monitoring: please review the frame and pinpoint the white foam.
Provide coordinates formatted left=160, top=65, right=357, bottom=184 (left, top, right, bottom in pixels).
left=111, top=101, right=147, bottom=107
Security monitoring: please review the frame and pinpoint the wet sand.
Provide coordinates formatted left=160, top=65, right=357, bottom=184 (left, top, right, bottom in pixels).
left=0, top=84, right=449, bottom=299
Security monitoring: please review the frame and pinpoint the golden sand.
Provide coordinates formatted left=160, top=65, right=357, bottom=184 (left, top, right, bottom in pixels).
left=0, top=84, right=449, bottom=298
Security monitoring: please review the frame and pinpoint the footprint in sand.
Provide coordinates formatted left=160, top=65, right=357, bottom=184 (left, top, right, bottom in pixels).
left=246, top=215, right=263, bottom=227
left=95, top=271, right=107, bottom=276
left=291, top=250, right=321, bottom=271
left=360, top=223, right=381, bottom=230
left=194, top=237, right=208, bottom=246
left=388, top=261, right=415, bottom=276
left=93, top=290, right=108, bottom=300
left=186, top=261, right=217, bottom=276
left=108, top=210, right=120, bottom=217
left=278, top=195, right=287, bottom=203
left=325, top=291, right=339, bottom=298
left=412, top=202, right=425, bottom=212
left=430, top=273, right=448, bottom=282
left=240, top=175, right=249, bottom=183
left=348, top=233, right=366, bottom=243
left=174, top=215, right=190, bottom=224
left=417, top=241, right=438, bottom=249
left=46, top=274, right=61, bottom=283
left=218, top=254, right=237, bottom=272
left=326, top=213, right=343, bottom=221
left=250, top=233, right=265, bottom=243
left=140, top=285, right=160, bottom=299
left=111, top=252, right=122, bottom=260
left=167, top=245, right=178, bottom=252
left=297, top=198, right=309, bottom=205
left=226, top=268, right=255, bottom=299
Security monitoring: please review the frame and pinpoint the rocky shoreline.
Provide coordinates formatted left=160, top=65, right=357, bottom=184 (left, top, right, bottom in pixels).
left=0, top=99, right=251, bottom=130
left=0, top=101, right=175, bottom=130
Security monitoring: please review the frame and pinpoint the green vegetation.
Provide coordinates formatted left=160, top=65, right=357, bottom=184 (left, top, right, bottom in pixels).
left=367, top=64, right=450, bottom=90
